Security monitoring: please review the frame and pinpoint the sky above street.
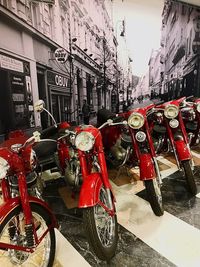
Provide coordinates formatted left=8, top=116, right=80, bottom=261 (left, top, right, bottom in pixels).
left=112, top=0, right=164, bottom=77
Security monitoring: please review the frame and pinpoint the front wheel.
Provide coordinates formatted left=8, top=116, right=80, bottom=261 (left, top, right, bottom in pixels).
left=144, top=179, right=164, bottom=216
left=0, top=203, right=56, bottom=267
left=83, top=186, right=118, bottom=261
left=182, top=160, right=197, bottom=195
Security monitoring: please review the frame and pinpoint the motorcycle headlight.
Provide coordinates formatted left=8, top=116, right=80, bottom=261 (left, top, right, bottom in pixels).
left=128, top=112, right=144, bottom=129
left=196, top=103, right=200, bottom=113
left=169, top=119, right=179, bottom=128
left=135, top=131, right=146, bottom=142
left=164, top=104, right=179, bottom=119
left=0, top=157, right=10, bottom=179
left=75, top=132, right=95, bottom=151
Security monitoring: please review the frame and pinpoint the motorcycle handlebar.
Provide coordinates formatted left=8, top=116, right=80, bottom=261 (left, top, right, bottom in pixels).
left=186, top=95, right=194, bottom=100
left=40, top=125, right=58, bottom=139
left=22, top=131, right=57, bottom=149
left=98, top=119, right=127, bottom=130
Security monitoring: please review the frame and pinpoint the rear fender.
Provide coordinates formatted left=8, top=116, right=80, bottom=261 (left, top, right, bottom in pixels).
left=139, top=153, right=156, bottom=180
left=174, top=140, right=191, bottom=161
left=79, top=173, right=115, bottom=208
left=0, top=196, right=58, bottom=228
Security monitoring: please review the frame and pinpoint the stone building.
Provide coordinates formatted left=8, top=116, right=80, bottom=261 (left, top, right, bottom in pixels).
left=148, top=48, right=161, bottom=99
left=161, top=0, right=200, bottom=100
left=0, top=0, right=119, bottom=139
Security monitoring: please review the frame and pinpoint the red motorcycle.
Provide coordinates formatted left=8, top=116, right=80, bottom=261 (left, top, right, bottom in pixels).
left=153, top=97, right=197, bottom=195
left=34, top=100, right=118, bottom=261
left=181, top=97, right=200, bottom=147
left=0, top=130, right=58, bottom=266
left=97, top=101, right=164, bottom=217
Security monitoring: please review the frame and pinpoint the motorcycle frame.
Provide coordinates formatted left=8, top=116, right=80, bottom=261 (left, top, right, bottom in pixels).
left=57, top=125, right=115, bottom=215
left=156, top=97, right=192, bottom=166
left=120, top=104, right=161, bottom=181
left=188, top=99, right=200, bottom=145
left=0, top=144, right=58, bottom=253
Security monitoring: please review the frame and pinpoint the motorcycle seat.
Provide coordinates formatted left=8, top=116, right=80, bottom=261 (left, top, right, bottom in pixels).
left=33, top=140, right=57, bottom=161
left=97, top=108, right=116, bottom=125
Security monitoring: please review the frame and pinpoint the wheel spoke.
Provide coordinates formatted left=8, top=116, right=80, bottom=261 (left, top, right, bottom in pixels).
left=0, top=209, right=53, bottom=267
left=93, top=187, right=116, bottom=247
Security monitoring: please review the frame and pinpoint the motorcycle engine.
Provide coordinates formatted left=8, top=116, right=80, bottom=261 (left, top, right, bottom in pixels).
left=110, top=139, right=127, bottom=164
left=64, top=149, right=81, bottom=187
left=9, top=171, right=43, bottom=198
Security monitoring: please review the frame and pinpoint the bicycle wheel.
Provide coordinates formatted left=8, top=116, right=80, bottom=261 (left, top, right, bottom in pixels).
left=0, top=203, right=55, bottom=267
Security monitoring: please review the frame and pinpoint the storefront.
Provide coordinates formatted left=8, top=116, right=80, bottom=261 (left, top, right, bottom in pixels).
left=47, top=70, right=71, bottom=124
left=0, top=52, right=35, bottom=137
left=182, top=55, right=200, bottom=97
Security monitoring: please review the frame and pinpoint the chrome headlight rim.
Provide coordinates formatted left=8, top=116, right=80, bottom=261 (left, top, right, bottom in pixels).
left=0, top=157, right=10, bottom=179
left=128, top=112, right=145, bottom=129
left=135, top=131, right=146, bottom=142
left=75, top=131, right=95, bottom=152
left=164, top=104, right=179, bottom=119
left=169, top=119, right=179, bottom=128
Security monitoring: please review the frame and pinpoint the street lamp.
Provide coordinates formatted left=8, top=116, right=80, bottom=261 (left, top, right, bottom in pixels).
left=115, top=19, right=126, bottom=112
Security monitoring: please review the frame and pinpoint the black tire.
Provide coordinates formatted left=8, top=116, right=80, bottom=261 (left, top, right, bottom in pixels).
left=182, top=160, right=197, bottom=195
left=0, top=203, right=56, bottom=267
left=83, top=186, right=118, bottom=261
left=144, top=179, right=164, bottom=216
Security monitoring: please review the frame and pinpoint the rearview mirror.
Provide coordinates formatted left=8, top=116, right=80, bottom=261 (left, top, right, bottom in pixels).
left=34, top=100, right=45, bottom=113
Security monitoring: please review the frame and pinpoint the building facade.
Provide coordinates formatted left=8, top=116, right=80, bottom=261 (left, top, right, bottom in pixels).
left=0, top=0, right=122, bottom=139
left=161, top=0, right=200, bottom=100
left=148, top=48, right=161, bottom=99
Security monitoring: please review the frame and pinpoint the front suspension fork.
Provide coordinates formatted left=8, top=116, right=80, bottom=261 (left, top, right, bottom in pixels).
left=153, top=157, right=162, bottom=185
left=18, top=173, right=34, bottom=247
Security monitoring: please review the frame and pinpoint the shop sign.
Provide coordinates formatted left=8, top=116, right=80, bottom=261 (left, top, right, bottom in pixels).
left=0, top=54, right=23, bottom=73
left=54, top=48, right=68, bottom=63
left=47, top=71, right=69, bottom=88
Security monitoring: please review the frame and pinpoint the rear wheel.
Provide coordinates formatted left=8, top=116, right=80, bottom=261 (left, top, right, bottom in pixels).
left=144, top=178, right=164, bottom=216
left=83, top=186, right=118, bottom=261
left=182, top=160, right=197, bottom=195
left=0, top=203, right=56, bottom=267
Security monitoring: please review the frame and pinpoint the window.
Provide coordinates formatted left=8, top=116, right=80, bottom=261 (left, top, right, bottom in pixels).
left=31, top=3, right=41, bottom=30
left=1, top=0, right=11, bottom=9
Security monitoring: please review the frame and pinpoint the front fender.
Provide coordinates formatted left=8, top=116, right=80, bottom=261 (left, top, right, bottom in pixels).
left=175, top=140, right=191, bottom=161
left=0, top=196, right=58, bottom=228
left=79, top=173, right=104, bottom=208
left=139, top=153, right=156, bottom=180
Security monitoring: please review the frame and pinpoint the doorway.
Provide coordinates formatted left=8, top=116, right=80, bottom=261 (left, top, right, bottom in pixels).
left=51, top=93, right=71, bottom=123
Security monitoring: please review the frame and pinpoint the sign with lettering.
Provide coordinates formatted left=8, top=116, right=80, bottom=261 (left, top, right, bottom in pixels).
left=54, top=48, right=68, bottom=64
left=47, top=70, right=69, bottom=88
left=0, top=54, right=23, bottom=73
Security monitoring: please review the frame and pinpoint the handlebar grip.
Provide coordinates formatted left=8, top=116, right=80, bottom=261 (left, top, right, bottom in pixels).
left=40, top=125, right=58, bottom=139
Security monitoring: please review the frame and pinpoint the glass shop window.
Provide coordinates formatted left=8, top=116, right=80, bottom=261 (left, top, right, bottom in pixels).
left=10, top=73, right=29, bottom=129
